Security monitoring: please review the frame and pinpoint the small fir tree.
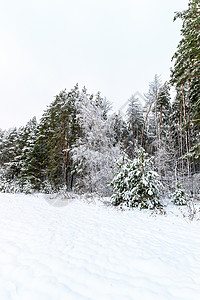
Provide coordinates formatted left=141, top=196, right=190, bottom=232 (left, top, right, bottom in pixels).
left=111, top=148, right=163, bottom=209
left=172, top=183, right=189, bottom=206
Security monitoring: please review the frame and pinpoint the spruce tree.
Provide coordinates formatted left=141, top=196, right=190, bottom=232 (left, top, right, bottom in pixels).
left=111, top=148, right=163, bottom=209
left=172, top=183, right=189, bottom=206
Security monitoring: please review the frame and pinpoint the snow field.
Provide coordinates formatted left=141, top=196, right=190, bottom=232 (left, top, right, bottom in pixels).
left=0, top=193, right=200, bottom=300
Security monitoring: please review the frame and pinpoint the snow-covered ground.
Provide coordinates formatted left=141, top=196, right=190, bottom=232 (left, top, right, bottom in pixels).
left=0, top=193, right=200, bottom=300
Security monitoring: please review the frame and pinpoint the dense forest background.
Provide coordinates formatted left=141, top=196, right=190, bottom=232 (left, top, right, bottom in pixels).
left=0, top=0, right=199, bottom=200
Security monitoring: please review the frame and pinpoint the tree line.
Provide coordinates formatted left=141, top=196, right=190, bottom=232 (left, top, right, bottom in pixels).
left=0, top=0, right=199, bottom=199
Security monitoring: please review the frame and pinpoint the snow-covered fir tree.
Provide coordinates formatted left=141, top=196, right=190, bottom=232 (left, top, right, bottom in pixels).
left=172, top=183, right=189, bottom=206
left=111, top=148, right=163, bottom=209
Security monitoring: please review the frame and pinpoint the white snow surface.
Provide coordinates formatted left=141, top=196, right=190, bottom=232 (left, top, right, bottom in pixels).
left=0, top=193, right=200, bottom=300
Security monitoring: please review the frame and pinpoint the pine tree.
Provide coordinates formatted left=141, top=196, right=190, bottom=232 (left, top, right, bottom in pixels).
left=17, top=117, right=38, bottom=192
left=157, top=82, right=171, bottom=142
left=171, top=0, right=200, bottom=162
left=153, top=83, right=175, bottom=185
left=0, top=127, right=23, bottom=191
left=142, top=75, right=162, bottom=150
left=171, top=0, right=200, bottom=88
left=126, top=95, right=144, bottom=156
left=26, top=85, right=80, bottom=192
left=110, top=113, right=128, bottom=149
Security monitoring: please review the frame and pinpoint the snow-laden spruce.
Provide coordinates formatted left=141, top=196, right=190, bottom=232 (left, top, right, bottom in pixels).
left=172, top=183, right=189, bottom=206
left=111, top=148, right=163, bottom=209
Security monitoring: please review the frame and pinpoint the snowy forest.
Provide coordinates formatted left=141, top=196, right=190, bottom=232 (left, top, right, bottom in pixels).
left=0, top=0, right=199, bottom=210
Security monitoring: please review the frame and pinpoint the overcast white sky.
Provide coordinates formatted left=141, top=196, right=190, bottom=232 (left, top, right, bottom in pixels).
left=0, top=0, right=188, bottom=129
